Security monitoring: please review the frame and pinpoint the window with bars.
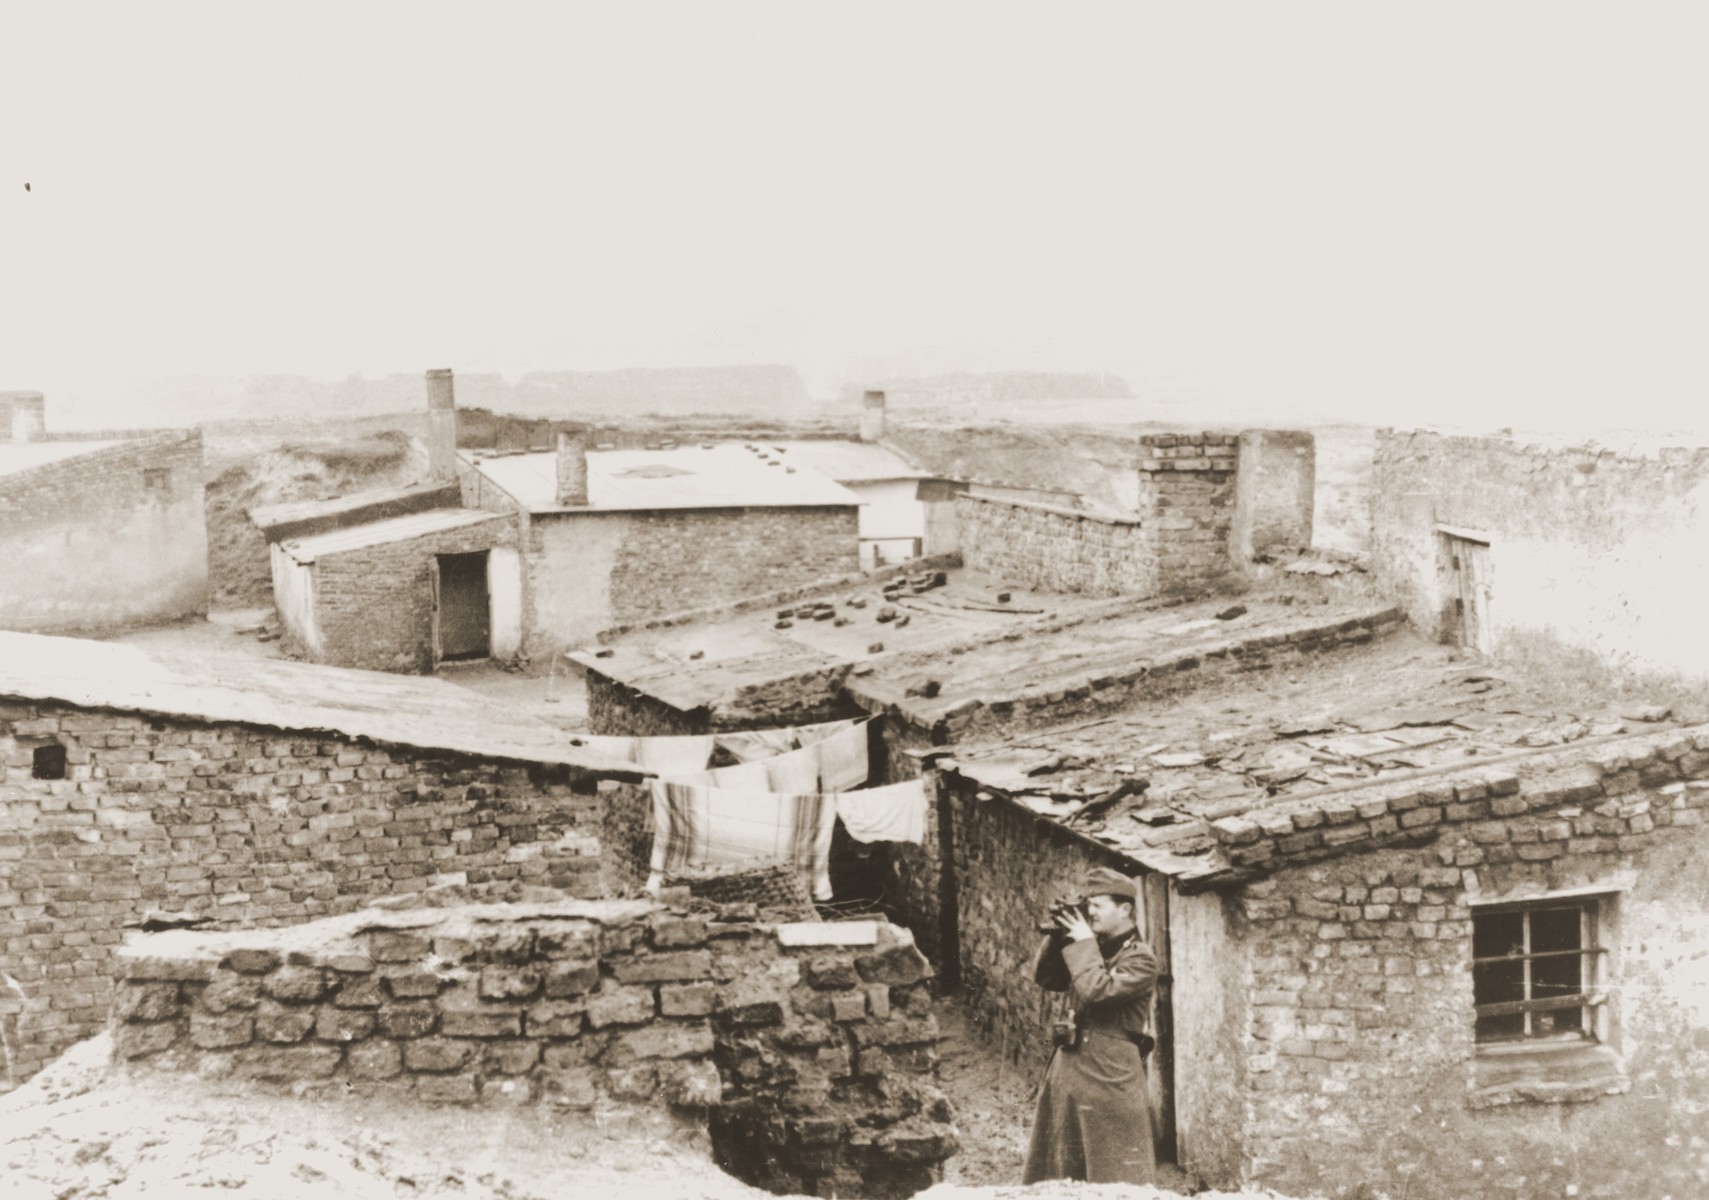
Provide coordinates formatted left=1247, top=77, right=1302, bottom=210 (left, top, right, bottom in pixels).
left=1472, top=899, right=1606, bottom=1043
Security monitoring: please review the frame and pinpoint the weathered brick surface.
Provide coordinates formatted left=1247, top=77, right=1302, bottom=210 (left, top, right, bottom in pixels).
left=1218, top=780, right=1709, bottom=1200
left=289, top=515, right=518, bottom=673
left=112, top=901, right=954, bottom=1199
left=0, top=700, right=603, bottom=1091
left=955, top=432, right=1239, bottom=600
left=0, top=431, right=208, bottom=634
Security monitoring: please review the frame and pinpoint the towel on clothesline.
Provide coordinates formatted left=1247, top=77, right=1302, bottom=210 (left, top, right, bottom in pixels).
left=570, top=718, right=863, bottom=778
left=648, top=779, right=837, bottom=900
left=715, top=717, right=862, bottom=764
left=836, top=779, right=929, bottom=845
left=659, top=719, right=870, bottom=794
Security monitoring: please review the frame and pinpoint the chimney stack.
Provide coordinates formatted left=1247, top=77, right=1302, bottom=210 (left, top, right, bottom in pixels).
left=556, top=427, right=590, bottom=507
left=424, top=368, right=457, bottom=482
left=3, top=391, right=46, bottom=443
left=859, top=389, right=887, bottom=442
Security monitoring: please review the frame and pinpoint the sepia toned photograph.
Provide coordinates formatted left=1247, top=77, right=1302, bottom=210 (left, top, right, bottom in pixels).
left=3, top=4, right=1707, bottom=1198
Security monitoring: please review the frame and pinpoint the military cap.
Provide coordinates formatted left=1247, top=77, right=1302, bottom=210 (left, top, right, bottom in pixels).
left=1082, top=866, right=1139, bottom=905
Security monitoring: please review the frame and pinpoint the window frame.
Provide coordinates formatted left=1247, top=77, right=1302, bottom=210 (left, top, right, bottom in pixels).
left=1470, top=894, right=1609, bottom=1047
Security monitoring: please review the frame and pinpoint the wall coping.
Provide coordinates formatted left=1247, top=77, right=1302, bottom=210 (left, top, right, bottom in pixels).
left=954, top=490, right=1145, bottom=527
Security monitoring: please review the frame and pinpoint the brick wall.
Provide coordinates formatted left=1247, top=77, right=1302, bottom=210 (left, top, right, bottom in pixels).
left=954, top=494, right=1155, bottom=597
left=952, top=432, right=1241, bottom=600
left=1200, top=729, right=1709, bottom=1197
left=0, top=699, right=604, bottom=1092
left=304, top=517, right=517, bottom=673
left=112, top=900, right=954, bottom=1199
left=1370, top=429, right=1709, bottom=689
left=0, top=431, right=208, bottom=634
left=1137, top=432, right=1239, bottom=596
left=525, top=506, right=860, bottom=656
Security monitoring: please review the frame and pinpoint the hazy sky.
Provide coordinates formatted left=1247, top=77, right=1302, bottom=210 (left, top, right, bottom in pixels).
left=3, top=3, right=1705, bottom=431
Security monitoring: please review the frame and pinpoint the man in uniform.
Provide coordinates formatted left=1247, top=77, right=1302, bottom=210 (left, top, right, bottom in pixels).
left=1022, top=865, right=1158, bottom=1186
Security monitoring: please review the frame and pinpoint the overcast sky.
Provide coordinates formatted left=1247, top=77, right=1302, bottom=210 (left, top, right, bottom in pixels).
left=2, top=2, right=1705, bottom=431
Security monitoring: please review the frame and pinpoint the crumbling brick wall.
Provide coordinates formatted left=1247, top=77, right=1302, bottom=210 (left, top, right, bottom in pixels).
left=112, top=900, right=955, bottom=1199
left=0, top=700, right=603, bottom=1092
left=1202, top=730, right=1709, bottom=1198
left=303, top=517, right=518, bottom=673
left=1137, top=432, right=1239, bottom=596
left=0, top=431, right=208, bottom=634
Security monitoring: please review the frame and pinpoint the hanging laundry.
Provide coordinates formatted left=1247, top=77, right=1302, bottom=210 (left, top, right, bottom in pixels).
left=715, top=717, right=862, bottom=764
left=648, top=779, right=836, bottom=900
left=836, top=778, right=929, bottom=845
left=814, top=719, right=871, bottom=793
left=665, top=759, right=772, bottom=789
left=631, top=735, right=716, bottom=774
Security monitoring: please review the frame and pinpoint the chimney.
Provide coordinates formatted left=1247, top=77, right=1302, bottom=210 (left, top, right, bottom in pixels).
left=4, top=391, right=46, bottom=443
left=556, top=427, right=590, bottom=507
left=424, top=368, right=457, bottom=482
left=860, top=389, right=887, bottom=442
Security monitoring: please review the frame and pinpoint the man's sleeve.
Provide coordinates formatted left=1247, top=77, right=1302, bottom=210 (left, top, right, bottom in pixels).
left=1060, top=938, right=1157, bottom=1009
left=1031, top=934, right=1071, bottom=992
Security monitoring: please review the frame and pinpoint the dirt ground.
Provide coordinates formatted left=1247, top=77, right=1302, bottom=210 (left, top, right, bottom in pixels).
left=2, top=1003, right=1291, bottom=1200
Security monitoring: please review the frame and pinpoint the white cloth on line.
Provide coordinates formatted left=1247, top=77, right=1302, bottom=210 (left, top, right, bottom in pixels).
left=647, top=779, right=836, bottom=900
left=836, top=778, right=929, bottom=845
left=715, top=717, right=862, bottom=764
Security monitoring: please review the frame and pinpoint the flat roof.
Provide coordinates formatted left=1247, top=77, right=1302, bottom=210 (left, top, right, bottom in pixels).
left=0, top=631, right=641, bottom=776
left=764, top=440, right=932, bottom=483
left=942, top=631, right=1685, bottom=880
left=572, top=569, right=1403, bottom=733
left=281, top=509, right=509, bottom=564
left=0, top=440, right=122, bottom=478
left=466, top=444, right=862, bottom=513
left=250, top=482, right=458, bottom=534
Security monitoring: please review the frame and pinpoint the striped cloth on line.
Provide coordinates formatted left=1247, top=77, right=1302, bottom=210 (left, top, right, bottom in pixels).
left=649, top=780, right=837, bottom=901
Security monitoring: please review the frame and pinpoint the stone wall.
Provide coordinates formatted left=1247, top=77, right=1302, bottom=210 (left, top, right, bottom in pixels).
left=1370, top=428, right=1709, bottom=688
left=0, top=699, right=604, bottom=1092
left=111, top=900, right=954, bottom=1199
left=1217, top=743, right=1709, bottom=1199
left=305, top=517, right=519, bottom=673
left=0, top=431, right=208, bottom=635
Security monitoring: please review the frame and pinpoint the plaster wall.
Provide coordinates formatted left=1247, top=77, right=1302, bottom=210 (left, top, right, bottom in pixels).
left=1168, top=889, right=1247, bottom=1187
left=1370, top=429, right=1709, bottom=685
left=0, top=432, right=208, bottom=635
left=1230, top=430, right=1315, bottom=564
left=270, top=545, right=321, bottom=657
left=853, top=479, right=927, bottom=569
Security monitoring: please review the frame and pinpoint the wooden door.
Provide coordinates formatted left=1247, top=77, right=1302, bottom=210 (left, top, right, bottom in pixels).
left=1447, top=535, right=1493, bottom=654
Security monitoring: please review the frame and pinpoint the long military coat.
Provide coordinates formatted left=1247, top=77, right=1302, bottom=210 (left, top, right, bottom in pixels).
left=1021, top=928, right=1159, bottom=1185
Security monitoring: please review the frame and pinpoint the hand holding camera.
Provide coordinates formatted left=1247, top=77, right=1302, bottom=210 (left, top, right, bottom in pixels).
left=1037, top=895, right=1095, bottom=940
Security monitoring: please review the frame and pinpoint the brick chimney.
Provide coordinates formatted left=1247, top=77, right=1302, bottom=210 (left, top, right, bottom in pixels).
left=556, top=427, right=590, bottom=507
left=859, top=390, right=886, bottom=442
left=3, top=391, right=46, bottom=442
left=424, top=369, right=457, bottom=482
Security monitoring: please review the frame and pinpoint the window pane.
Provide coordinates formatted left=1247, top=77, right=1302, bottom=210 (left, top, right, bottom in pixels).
left=1473, top=910, right=1523, bottom=959
left=1529, top=906, right=1585, bottom=1036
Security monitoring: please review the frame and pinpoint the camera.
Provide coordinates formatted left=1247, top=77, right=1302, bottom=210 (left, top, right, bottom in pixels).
left=1036, top=895, right=1089, bottom=935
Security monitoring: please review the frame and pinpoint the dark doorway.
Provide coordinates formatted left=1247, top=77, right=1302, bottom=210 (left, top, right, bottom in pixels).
left=435, top=551, right=491, bottom=661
